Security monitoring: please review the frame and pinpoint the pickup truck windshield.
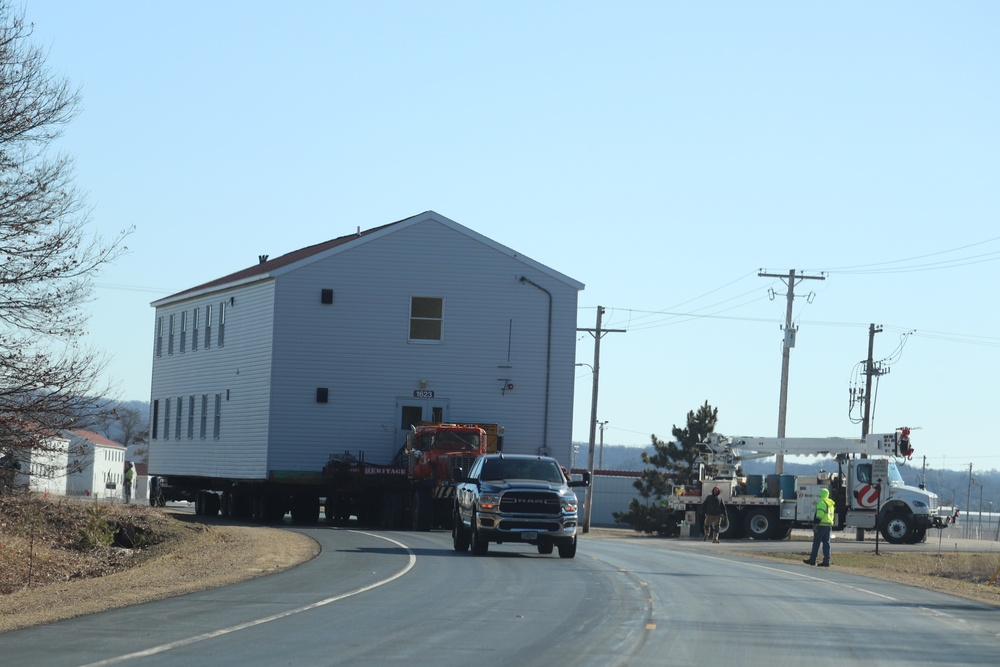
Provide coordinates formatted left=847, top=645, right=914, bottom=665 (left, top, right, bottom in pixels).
left=480, top=459, right=564, bottom=483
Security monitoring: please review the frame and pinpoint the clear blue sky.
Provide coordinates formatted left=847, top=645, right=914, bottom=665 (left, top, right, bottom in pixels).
left=28, top=2, right=1000, bottom=472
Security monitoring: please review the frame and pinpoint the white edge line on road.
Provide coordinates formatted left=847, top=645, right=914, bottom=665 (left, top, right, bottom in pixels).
left=79, top=530, right=416, bottom=667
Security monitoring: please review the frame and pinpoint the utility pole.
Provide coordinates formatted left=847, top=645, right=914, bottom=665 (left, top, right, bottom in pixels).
left=758, top=269, right=826, bottom=473
left=966, top=463, right=974, bottom=540
left=861, top=324, right=885, bottom=443
left=577, top=306, right=625, bottom=533
left=598, top=421, right=608, bottom=469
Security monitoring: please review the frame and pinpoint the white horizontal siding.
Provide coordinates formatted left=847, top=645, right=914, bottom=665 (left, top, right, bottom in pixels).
left=150, top=216, right=581, bottom=479
left=148, top=281, right=276, bottom=479
left=267, top=219, right=580, bottom=470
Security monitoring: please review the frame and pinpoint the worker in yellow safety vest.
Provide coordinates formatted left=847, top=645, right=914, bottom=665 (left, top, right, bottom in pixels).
left=803, top=488, right=836, bottom=567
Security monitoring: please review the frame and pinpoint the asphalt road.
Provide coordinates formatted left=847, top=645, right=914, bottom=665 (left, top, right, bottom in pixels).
left=3, top=527, right=998, bottom=667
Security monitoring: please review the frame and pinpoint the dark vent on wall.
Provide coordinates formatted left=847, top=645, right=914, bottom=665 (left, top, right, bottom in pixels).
left=316, top=388, right=329, bottom=403
left=321, top=289, right=334, bottom=305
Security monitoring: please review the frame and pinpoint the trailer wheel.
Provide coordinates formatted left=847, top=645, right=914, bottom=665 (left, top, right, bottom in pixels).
left=881, top=511, right=914, bottom=544
left=291, top=495, right=320, bottom=525
left=744, top=508, right=778, bottom=540
left=256, top=495, right=285, bottom=523
left=412, top=489, right=432, bottom=531
left=205, top=492, right=221, bottom=517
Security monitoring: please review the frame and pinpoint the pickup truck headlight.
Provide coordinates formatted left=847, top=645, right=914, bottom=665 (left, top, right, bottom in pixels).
left=562, top=497, right=578, bottom=513
left=478, top=493, right=501, bottom=511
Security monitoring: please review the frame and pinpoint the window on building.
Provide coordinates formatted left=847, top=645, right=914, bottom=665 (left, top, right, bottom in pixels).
left=188, top=395, right=195, bottom=439
left=192, top=307, right=199, bottom=351
left=175, top=397, right=182, bottom=440
left=213, top=393, right=222, bottom=439
left=218, top=301, right=226, bottom=347
left=164, top=399, right=171, bottom=439
left=168, top=313, right=175, bottom=355
left=155, top=317, right=163, bottom=357
left=409, top=296, right=443, bottom=341
left=205, top=305, right=213, bottom=349
left=152, top=400, right=159, bottom=439
left=200, top=394, right=208, bottom=439
left=180, top=311, right=187, bottom=353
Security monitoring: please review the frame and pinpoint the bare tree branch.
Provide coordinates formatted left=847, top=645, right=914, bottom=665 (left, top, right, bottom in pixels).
left=0, top=2, right=130, bottom=473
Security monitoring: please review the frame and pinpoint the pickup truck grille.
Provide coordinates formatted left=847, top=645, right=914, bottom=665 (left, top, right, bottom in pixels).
left=500, top=492, right=561, bottom=515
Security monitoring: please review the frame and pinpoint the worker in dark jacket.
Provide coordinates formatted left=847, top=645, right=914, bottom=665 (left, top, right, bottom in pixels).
left=702, top=487, right=726, bottom=543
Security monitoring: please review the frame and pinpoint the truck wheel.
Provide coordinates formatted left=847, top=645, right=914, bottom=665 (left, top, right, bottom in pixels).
left=411, top=489, right=432, bottom=532
left=470, top=519, right=489, bottom=555
left=452, top=514, right=470, bottom=552
left=744, top=508, right=777, bottom=540
left=881, top=511, right=914, bottom=544
left=770, top=526, right=792, bottom=540
left=557, top=535, right=577, bottom=559
left=719, top=510, right=743, bottom=540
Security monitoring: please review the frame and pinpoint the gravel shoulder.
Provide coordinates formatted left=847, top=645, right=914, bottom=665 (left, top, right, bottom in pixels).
left=0, top=509, right=319, bottom=633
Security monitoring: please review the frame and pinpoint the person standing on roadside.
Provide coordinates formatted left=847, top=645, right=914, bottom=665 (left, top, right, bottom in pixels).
left=803, top=487, right=836, bottom=566
left=123, top=461, right=135, bottom=504
left=702, top=487, right=726, bottom=543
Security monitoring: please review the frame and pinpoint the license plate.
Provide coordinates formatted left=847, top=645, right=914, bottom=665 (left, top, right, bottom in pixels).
left=521, top=531, right=537, bottom=540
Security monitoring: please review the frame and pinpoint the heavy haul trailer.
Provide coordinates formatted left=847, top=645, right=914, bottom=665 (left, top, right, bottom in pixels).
left=663, top=428, right=952, bottom=544
left=149, top=422, right=499, bottom=529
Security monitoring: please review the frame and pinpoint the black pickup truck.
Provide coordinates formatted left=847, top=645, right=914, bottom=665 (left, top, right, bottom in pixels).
left=452, top=453, right=590, bottom=558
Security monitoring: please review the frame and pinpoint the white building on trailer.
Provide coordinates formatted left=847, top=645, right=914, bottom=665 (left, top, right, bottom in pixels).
left=148, top=211, right=584, bottom=482
left=64, top=430, right=128, bottom=500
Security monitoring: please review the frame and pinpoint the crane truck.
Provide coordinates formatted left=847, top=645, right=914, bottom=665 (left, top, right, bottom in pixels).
left=663, top=427, right=952, bottom=544
left=150, top=422, right=500, bottom=531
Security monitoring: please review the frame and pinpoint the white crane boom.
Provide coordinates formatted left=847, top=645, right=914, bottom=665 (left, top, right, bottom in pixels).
left=704, top=428, right=912, bottom=459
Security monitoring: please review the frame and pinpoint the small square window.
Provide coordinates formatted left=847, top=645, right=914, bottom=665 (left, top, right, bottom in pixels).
left=409, top=296, right=443, bottom=341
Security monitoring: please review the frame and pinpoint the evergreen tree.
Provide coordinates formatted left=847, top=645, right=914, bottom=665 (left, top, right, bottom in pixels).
left=613, top=401, right=718, bottom=535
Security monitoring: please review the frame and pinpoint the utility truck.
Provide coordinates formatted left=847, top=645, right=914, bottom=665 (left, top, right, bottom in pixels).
left=663, top=427, right=952, bottom=544
left=150, top=422, right=500, bottom=531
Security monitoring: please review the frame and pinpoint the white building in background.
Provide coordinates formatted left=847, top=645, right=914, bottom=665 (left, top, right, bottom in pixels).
left=65, top=430, right=128, bottom=500
left=12, top=432, right=70, bottom=496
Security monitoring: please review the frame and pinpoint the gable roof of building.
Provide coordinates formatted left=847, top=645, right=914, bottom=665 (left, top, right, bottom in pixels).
left=152, top=210, right=583, bottom=307
left=69, top=430, right=126, bottom=450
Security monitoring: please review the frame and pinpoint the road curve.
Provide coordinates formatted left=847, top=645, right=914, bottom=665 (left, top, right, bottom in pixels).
left=2, top=528, right=998, bottom=667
